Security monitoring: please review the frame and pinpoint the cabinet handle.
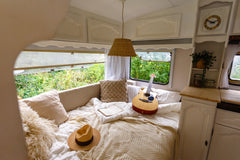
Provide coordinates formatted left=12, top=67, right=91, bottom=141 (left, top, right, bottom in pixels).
left=205, top=140, right=208, bottom=146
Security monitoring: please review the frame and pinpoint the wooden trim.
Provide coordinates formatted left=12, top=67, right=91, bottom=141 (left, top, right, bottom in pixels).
left=132, top=38, right=192, bottom=45
left=14, top=62, right=105, bottom=70
left=23, top=49, right=105, bottom=54
left=180, top=86, right=221, bottom=103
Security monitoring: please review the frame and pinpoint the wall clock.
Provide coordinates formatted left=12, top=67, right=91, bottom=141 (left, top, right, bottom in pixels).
left=204, top=15, right=221, bottom=30
left=197, top=5, right=231, bottom=35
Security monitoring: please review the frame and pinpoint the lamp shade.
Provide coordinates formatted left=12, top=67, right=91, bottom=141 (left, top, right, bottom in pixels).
left=108, top=38, right=137, bottom=57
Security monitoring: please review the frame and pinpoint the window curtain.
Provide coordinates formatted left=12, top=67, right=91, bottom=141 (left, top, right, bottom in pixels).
left=104, top=49, right=130, bottom=80
left=219, top=44, right=240, bottom=88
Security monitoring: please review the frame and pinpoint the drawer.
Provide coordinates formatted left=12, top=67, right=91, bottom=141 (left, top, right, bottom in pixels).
left=215, top=109, right=240, bottom=130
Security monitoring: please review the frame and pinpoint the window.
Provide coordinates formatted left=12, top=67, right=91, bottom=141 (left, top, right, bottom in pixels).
left=14, top=50, right=105, bottom=98
left=130, top=51, right=171, bottom=84
left=229, top=53, right=240, bottom=85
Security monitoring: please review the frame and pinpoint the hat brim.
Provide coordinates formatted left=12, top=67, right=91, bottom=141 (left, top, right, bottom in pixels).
left=67, top=128, right=101, bottom=151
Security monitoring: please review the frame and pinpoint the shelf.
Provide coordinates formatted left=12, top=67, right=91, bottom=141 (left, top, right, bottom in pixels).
left=195, top=35, right=226, bottom=43
left=192, top=68, right=218, bottom=72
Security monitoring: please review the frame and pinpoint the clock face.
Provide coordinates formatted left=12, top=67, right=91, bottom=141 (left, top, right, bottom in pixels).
left=204, top=15, right=221, bottom=30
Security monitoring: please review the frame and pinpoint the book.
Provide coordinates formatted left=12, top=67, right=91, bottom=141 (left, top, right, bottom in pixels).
left=98, top=105, right=123, bottom=117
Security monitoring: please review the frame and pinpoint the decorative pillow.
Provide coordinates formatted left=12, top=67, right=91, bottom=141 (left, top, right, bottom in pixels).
left=21, top=90, right=68, bottom=125
left=100, top=79, right=128, bottom=102
left=127, top=85, right=141, bottom=102
left=151, top=88, right=181, bottom=104
left=18, top=101, right=57, bottom=160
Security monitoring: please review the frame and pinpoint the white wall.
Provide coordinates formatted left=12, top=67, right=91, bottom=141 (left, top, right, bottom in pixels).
left=172, top=48, right=193, bottom=91
left=0, top=0, right=69, bottom=159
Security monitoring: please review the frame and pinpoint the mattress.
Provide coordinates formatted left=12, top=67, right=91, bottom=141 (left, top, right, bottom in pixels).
left=50, top=98, right=181, bottom=160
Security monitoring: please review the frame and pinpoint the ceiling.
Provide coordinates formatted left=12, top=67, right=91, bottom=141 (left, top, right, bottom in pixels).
left=70, top=0, right=189, bottom=22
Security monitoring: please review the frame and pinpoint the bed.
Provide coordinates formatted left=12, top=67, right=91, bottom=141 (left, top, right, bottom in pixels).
left=19, top=80, right=181, bottom=160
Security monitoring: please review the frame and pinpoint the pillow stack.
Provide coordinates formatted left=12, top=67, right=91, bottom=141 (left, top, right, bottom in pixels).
left=21, top=89, right=68, bottom=125
left=18, top=90, right=68, bottom=160
left=19, top=101, right=57, bottom=160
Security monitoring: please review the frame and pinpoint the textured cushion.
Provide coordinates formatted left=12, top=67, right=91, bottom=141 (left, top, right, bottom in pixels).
left=18, top=101, right=57, bottom=160
left=22, top=90, right=68, bottom=125
left=151, top=88, right=181, bottom=104
left=100, top=79, right=128, bottom=102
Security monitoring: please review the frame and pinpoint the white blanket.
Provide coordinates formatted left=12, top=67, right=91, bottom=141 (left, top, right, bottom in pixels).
left=50, top=98, right=181, bottom=160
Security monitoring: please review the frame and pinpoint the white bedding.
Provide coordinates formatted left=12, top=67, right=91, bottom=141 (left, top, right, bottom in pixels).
left=50, top=98, right=181, bottom=160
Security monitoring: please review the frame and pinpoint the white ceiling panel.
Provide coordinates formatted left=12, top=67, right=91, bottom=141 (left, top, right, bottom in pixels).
left=70, top=0, right=189, bottom=22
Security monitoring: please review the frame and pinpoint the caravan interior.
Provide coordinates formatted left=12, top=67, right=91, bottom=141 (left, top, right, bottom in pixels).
left=0, top=0, right=240, bottom=160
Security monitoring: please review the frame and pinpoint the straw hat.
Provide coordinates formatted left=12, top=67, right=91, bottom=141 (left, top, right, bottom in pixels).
left=67, top=124, right=101, bottom=151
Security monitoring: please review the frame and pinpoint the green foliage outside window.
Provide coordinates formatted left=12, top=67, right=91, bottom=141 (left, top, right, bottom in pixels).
left=230, top=55, right=240, bottom=80
left=130, top=56, right=170, bottom=84
left=15, top=63, right=104, bottom=99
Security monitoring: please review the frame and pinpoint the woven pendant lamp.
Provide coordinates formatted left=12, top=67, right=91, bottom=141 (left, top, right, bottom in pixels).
left=108, top=0, right=137, bottom=57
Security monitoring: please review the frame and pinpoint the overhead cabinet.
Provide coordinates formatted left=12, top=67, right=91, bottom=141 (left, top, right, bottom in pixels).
left=54, top=8, right=87, bottom=42
left=133, top=14, right=181, bottom=40
left=125, top=1, right=198, bottom=41
left=54, top=1, right=199, bottom=44
left=53, top=7, right=121, bottom=44
left=87, top=18, right=120, bottom=44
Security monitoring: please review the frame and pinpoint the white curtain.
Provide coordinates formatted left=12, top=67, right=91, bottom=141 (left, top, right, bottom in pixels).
left=104, top=49, right=130, bottom=80
left=219, top=44, right=240, bottom=88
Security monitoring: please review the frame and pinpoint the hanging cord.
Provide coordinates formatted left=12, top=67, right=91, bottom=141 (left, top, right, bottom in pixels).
left=121, top=0, right=125, bottom=38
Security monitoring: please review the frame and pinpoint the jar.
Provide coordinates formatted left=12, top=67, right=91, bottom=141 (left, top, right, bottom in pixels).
left=205, top=79, right=216, bottom=88
left=193, top=74, right=203, bottom=87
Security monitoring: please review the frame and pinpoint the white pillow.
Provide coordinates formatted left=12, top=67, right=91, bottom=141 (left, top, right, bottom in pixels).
left=22, top=90, right=68, bottom=125
left=151, top=88, right=181, bottom=104
left=127, top=85, right=141, bottom=102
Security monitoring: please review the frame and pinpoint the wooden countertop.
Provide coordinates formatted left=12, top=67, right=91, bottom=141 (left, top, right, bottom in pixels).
left=180, top=86, right=221, bottom=103
left=220, top=89, right=240, bottom=105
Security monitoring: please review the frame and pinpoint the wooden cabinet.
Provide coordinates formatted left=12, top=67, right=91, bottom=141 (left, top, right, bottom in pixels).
left=178, top=87, right=220, bottom=160
left=208, top=109, right=240, bottom=160
left=178, top=96, right=217, bottom=160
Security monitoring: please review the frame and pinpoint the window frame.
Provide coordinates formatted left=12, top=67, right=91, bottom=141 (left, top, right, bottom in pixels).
left=14, top=49, right=106, bottom=98
left=14, top=49, right=105, bottom=71
left=228, top=53, right=240, bottom=86
left=129, top=51, right=172, bottom=85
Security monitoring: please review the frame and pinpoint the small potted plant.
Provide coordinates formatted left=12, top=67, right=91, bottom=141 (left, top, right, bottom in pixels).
left=190, top=50, right=216, bottom=87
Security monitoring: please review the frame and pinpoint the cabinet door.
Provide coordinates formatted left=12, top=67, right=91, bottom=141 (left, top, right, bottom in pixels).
left=178, top=98, right=216, bottom=160
left=208, top=124, right=240, bottom=160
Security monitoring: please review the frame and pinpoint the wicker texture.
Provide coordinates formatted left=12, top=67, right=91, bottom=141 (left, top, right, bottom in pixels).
left=108, top=38, right=137, bottom=57
left=100, top=79, right=128, bottom=102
